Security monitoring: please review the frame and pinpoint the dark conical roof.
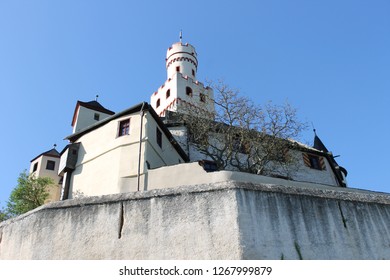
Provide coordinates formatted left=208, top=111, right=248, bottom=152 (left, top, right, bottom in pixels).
left=313, top=129, right=329, bottom=152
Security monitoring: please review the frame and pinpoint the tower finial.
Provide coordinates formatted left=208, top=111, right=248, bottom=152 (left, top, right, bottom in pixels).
left=311, top=122, right=317, bottom=136
left=179, top=30, right=182, bottom=43
left=95, top=94, right=99, bottom=101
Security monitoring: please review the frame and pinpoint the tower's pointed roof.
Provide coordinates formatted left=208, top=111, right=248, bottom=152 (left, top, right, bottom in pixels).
left=313, top=129, right=329, bottom=152
left=30, top=147, right=60, bottom=162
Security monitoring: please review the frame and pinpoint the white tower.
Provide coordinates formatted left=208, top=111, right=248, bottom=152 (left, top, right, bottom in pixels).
left=151, top=40, right=215, bottom=118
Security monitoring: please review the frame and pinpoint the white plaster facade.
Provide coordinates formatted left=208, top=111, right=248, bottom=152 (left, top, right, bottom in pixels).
left=29, top=149, right=62, bottom=203
left=71, top=100, right=115, bottom=133
left=60, top=103, right=188, bottom=199
left=150, top=42, right=215, bottom=118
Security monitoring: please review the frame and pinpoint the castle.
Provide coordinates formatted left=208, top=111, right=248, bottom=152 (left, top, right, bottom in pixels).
left=29, top=39, right=348, bottom=202
left=6, top=39, right=390, bottom=261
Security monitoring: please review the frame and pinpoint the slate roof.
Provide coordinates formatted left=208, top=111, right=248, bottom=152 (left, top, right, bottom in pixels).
left=71, top=100, right=115, bottom=126
left=30, top=148, right=60, bottom=162
left=313, top=129, right=329, bottom=153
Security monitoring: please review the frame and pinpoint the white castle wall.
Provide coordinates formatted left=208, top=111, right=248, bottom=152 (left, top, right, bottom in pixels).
left=1, top=181, right=390, bottom=260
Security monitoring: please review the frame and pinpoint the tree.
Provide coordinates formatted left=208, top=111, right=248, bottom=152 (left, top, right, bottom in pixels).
left=178, top=80, right=307, bottom=178
left=6, top=171, right=54, bottom=217
left=0, top=207, right=10, bottom=222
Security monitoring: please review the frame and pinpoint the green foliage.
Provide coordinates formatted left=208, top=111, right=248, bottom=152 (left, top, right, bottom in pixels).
left=0, top=208, right=10, bottom=222
left=6, top=170, right=54, bottom=217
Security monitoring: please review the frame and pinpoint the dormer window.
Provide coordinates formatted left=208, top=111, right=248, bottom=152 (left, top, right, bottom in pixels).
left=186, top=87, right=193, bottom=97
left=303, top=153, right=326, bottom=170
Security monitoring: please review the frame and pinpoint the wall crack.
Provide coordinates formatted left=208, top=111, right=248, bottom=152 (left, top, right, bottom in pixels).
left=338, top=201, right=348, bottom=229
left=118, top=202, right=125, bottom=239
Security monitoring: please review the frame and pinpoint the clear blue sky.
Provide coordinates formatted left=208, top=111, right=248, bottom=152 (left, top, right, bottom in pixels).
left=1, top=0, right=389, bottom=206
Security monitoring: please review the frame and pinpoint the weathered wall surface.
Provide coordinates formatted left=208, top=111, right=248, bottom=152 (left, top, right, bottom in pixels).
left=236, top=184, right=390, bottom=259
left=0, top=185, right=241, bottom=260
left=1, top=181, right=390, bottom=259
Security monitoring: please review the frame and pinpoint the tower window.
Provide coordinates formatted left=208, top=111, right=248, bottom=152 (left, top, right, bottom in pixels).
left=118, top=119, right=130, bottom=137
left=200, top=93, right=206, bottom=102
left=186, top=87, right=193, bottom=97
left=166, top=89, right=170, bottom=99
left=94, top=113, right=100, bottom=121
left=192, top=69, right=195, bottom=76
left=46, top=160, right=55, bottom=171
left=176, top=66, right=180, bottom=72
left=156, top=127, right=162, bottom=148
left=32, top=162, right=38, bottom=172
left=156, top=98, right=161, bottom=108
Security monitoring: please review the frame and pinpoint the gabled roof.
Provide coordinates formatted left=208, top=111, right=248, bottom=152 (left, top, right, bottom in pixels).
left=65, top=102, right=189, bottom=162
left=30, top=148, right=60, bottom=162
left=71, top=100, right=115, bottom=126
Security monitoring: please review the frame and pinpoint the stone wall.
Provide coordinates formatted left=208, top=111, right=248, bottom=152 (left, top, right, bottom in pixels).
left=1, top=181, right=390, bottom=259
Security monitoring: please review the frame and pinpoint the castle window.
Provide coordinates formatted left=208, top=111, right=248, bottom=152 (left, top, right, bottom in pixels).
left=46, top=160, right=55, bottom=171
left=166, top=89, right=170, bottom=99
left=156, top=127, right=162, bottom=148
left=176, top=66, right=180, bottom=72
left=186, top=87, right=193, bottom=97
left=156, top=98, right=161, bottom=108
left=200, top=93, right=206, bottom=102
left=303, top=153, right=326, bottom=170
left=94, top=113, right=100, bottom=121
left=118, top=119, right=130, bottom=137
left=32, top=162, right=38, bottom=172
left=192, top=69, right=195, bottom=76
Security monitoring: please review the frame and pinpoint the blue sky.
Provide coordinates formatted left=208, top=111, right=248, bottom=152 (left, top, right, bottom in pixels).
left=1, top=0, right=389, bottom=206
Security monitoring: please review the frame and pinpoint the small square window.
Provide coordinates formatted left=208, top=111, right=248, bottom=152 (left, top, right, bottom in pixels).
left=200, top=93, right=206, bottom=102
left=94, top=113, right=100, bottom=121
left=118, top=119, right=130, bottom=137
left=46, top=160, right=55, bottom=171
left=176, top=66, right=180, bottom=72
left=156, top=127, right=162, bottom=148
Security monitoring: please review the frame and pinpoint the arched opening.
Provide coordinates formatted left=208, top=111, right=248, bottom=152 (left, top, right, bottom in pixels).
left=186, top=87, right=193, bottom=97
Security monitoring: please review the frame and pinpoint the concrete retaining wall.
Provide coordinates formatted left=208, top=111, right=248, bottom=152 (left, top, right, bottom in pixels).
left=1, top=181, right=390, bottom=259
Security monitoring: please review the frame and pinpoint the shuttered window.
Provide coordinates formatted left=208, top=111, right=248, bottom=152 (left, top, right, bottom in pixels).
left=303, top=153, right=326, bottom=170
